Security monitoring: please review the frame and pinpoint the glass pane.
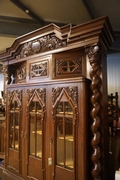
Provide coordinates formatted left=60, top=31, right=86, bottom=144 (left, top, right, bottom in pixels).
left=36, top=114, right=42, bottom=158
left=15, top=101, right=19, bottom=110
left=30, top=109, right=35, bottom=156
left=30, top=101, right=35, bottom=112
left=15, top=113, right=19, bottom=150
left=29, top=101, right=43, bottom=158
left=65, top=118, right=73, bottom=169
left=65, top=102, right=73, bottom=115
left=57, top=102, right=64, bottom=115
left=10, top=113, right=14, bottom=149
left=56, top=101, right=74, bottom=170
left=36, top=102, right=42, bottom=113
left=57, top=117, right=64, bottom=166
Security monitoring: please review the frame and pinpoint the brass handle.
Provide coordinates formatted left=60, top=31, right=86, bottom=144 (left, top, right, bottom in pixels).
left=24, top=131, right=27, bottom=138
left=48, top=137, right=53, bottom=166
left=21, top=131, right=24, bottom=138
left=21, top=131, right=27, bottom=138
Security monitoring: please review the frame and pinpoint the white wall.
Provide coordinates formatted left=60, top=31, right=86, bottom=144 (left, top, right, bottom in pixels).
left=0, top=74, right=4, bottom=91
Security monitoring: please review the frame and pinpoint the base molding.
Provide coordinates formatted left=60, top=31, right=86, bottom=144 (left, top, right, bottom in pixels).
left=2, top=169, right=24, bottom=180
left=0, top=165, right=4, bottom=179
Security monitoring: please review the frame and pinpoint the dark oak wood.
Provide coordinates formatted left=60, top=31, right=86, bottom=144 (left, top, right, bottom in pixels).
left=0, top=116, right=5, bottom=159
left=0, top=16, right=115, bottom=180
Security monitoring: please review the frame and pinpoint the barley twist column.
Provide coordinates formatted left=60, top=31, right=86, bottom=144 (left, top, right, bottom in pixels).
left=85, top=45, right=101, bottom=180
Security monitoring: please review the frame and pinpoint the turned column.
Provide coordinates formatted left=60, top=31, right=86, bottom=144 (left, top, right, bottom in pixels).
left=85, top=44, right=102, bottom=180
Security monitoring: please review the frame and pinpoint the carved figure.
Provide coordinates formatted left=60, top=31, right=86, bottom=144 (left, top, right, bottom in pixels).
left=10, top=74, right=14, bottom=84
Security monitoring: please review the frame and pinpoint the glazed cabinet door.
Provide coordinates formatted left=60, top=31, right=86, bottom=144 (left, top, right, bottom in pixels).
left=6, top=89, right=23, bottom=175
left=25, top=87, right=46, bottom=180
left=6, top=80, right=90, bottom=180
left=47, top=81, right=90, bottom=180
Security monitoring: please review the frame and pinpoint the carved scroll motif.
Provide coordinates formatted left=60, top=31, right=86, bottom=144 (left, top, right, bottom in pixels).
left=85, top=45, right=101, bottom=180
left=16, top=35, right=66, bottom=59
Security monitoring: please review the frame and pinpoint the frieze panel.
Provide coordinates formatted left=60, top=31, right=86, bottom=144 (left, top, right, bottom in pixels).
left=16, top=34, right=66, bottom=59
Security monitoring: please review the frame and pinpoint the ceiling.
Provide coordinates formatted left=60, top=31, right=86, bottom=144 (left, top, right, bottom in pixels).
left=0, top=0, right=120, bottom=53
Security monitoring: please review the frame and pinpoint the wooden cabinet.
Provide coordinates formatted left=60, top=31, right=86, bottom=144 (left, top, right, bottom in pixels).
left=0, top=17, right=115, bottom=180
left=0, top=116, right=5, bottom=158
left=6, top=54, right=91, bottom=180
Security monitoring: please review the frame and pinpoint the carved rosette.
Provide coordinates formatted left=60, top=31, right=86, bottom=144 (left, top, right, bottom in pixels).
left=16, top=34, right=66, bottom=59
left=85, top=45, right=101, bottom=180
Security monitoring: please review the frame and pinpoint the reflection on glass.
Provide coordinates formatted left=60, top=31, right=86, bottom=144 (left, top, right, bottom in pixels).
left=57, top=117, right=64, bottom=166
left=9, top=101, right=19, bottom=150
left=30, top=113, right=35, bottom=155
left=29, top=101, right=42, bottom=158
left=15, top=113, right=19, bottom=150
left=65, top=118, right=73, bottom=169
left=36, top=114, right=42, bottom=157
left=56, top=101, right=74, bottom=170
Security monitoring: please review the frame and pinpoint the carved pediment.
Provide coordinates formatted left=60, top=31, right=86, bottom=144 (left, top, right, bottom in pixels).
left=16, top=34, right=66, bottom=59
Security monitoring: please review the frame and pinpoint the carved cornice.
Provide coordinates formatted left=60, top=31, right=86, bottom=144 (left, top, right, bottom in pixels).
left=0, top=16, right=115, bottom=63
left=85, top=45, right=101, bottom=180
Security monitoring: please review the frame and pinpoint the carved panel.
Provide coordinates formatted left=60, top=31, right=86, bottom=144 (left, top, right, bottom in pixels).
left=17, top=66, right=26, bottom=83
left=52, top=86, right=78, bottom=106
left=52, top=86, right=78, bottom=125
left=56, top=57, right=82, bottom=74
left=30, top=61, right=48, bottom=79
left=16, top=34, right=66, bottom=59
left=27, top=88, right=46, bottom=106
left=8, top=90, right=22, bottom=106
left=53, top=56, right=83, bottom=79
